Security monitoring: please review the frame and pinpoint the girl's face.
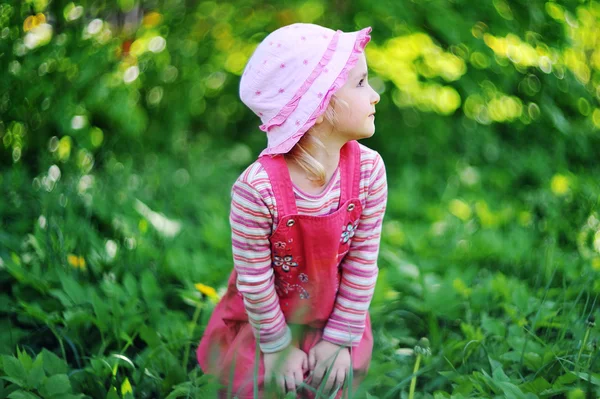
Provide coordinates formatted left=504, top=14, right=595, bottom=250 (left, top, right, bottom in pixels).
left=330, top=53, right=380, bottom=141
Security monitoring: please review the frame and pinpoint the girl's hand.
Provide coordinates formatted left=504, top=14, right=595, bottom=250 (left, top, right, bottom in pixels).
left=308, top=340, right=351, bottom=391
left=263, top=345, right=308, bottom=394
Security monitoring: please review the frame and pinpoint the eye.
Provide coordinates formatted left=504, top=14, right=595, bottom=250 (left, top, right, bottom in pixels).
left=358, top=78, right=365, bottom=87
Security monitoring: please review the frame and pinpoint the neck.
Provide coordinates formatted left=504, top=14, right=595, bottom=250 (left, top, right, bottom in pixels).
left=306, top=125, right=346, bottom=171
left=284, top=129, right=349, bottom=192
left=309, top=141, right=341, bottom=172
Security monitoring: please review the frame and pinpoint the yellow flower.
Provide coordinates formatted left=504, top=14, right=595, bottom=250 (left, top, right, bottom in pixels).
left=23, top=13, right=46, bottom=32
left=550, top=174, right=570, bottom=196
left=194, top=283, right=219, bottom=300
left=142, top=12, right=162, bottom=28
left=67, top=253, right=86, bottom=270
left=449, top=199, right=472, bottom=221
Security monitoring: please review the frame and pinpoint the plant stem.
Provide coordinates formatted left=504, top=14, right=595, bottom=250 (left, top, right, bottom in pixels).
left=182, top=302, right=203, bottom=370
left=49, top=325, right=67, bottom=361
left=408, top=353, right=422, bottom=399
left=585, top=342, right=596, bottom=370
left=575, top=327, right=591, bottom=373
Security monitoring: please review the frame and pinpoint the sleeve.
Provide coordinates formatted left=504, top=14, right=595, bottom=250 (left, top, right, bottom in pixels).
left=322, top=152, right=388, bottom=346
left=229, top=178, right=292, bottom=353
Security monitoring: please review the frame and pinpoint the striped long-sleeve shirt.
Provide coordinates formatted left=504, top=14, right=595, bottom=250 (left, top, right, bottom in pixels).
left=230, top=143, right=387, bottom=353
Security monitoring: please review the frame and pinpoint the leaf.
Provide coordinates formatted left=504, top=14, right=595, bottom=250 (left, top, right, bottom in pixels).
left=41, top=350, right=68, bottom=376
left=106, top=386, right=120, bottom=399
left=121, top=377, right=133, bottom=397
left=165, top=384, right=194, bottom=399
left=492, top=365, right=510, bottom=383
left=16, top=348, right=33, bottom=371
left=0, top=294, right=13, bottom=313
left=63, top=309, right=94, bottom=328
left=139, top=325, right=161, bottom=348
left=452, top=378, right=475, bottom=395
left=141, top=271, right=161, bottom=304
left=26, top=234, right=45, bottom=260
left=122, top=273, right=138, bottom=298
left=8, top=391, right=41, bottom=399
left=40, top=374, right=71, bottom=396
left=91, top=292, right=110, bottom=333
left=481, top=313, right=506, bottom=337
left=554, top=372, right=578, bottom=387
left=19, top=302, right=56, bottom=325
left=59, top=275, right=87, bottom=306
left=111, top=354, right=135, bottom=370
left=519, top=377, right=552, bottom=394
left=496, top=381, right=535, bottom=399
left=48, top=289, right=75, bottom=308
left=2, top=356, right=27, bottom=386
left=523, top=352, right=542, bottom=371
left=571, top=371, right=600, bottom=386
left=0, top=380, right=7, bottom=398
left=26, top=354, right=45, bottom=390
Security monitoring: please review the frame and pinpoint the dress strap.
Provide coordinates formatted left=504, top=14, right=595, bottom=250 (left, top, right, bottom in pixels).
left=257, top=155, right=298, bottom=217
left=338, top=140, right=361, bottom=205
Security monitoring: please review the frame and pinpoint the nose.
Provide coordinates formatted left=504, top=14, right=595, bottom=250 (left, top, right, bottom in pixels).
left=370, top=86, right=380, bottom=105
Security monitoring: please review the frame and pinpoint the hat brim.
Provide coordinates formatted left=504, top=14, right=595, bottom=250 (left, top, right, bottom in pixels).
left=259, top=27, right=372, bottom=157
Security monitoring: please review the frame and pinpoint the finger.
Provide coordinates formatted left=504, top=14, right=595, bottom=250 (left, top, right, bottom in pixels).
left=284, top=374, right=296, bottom=393
left=276, top=375, right=286, bottom=393
left=302, top=352, right=308, bottom=372
left=308, top=349, right=316, bottom=371
left=325, top=369, right=337, bottom=392
left=336, top=368, right=346, bottom=391
left=311, top=363, right=325, bottom=388
left=293, top=370, right=304, bottom=390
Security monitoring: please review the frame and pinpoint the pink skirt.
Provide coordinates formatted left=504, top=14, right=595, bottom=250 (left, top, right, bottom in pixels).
left=197, top=301, right=373, bottom=399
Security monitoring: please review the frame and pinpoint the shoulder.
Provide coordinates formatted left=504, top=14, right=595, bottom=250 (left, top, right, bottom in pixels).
left=357, top=142, right=386, bottom=181
left=231, top=160, right=274, bottom=204
left=236, top=160, right=270, bottom=187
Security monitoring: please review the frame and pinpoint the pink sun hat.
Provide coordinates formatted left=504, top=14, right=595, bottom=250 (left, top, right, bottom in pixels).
left=239, top=23, right=372, bottom=156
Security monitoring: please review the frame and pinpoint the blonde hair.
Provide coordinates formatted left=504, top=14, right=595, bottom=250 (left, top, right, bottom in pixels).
left=284, top=96, right=348, bottom=186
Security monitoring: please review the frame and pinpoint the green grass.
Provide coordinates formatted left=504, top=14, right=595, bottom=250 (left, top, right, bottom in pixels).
left=1, top=136, right=599, bottom=398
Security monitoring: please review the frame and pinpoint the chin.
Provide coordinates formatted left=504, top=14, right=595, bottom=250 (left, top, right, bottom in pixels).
left=358, top=129, right=375, bottom=140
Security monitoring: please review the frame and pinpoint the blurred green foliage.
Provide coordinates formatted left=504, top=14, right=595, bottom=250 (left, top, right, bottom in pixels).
left=1, top=0, right=600, bottom=397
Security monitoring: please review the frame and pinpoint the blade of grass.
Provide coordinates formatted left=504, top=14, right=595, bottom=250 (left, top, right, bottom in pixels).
left=315, top=347, right=342, bottom=399
left=253, top=327, right=260, bottom=399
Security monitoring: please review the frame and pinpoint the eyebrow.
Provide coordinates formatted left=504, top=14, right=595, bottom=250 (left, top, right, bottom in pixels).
left=357, top=72, right=367, bottom=80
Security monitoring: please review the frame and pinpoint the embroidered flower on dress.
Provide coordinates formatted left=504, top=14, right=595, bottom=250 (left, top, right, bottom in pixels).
left=283, top=255, right=298, bottom=267
left=274, top=241, right=286, bottom=249
left=340, top=221, right=359, bottom=244
left=275, top=254, right=298, bottom=272
left=299, top=273, right=308, bottom=283
left=273, top=255, right=284, bottom=267
left=299, top=290, right=310, bottom=299
left=275, top=279, right=291, bottom=296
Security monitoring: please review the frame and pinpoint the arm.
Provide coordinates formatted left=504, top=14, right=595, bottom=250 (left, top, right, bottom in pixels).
left=322, top=152, right=388, bottom=346
left=230, top=176, right=292, bottom=353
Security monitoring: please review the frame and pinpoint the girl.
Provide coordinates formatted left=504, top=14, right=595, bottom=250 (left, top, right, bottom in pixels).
left=197, top=22, right=387, bottom=398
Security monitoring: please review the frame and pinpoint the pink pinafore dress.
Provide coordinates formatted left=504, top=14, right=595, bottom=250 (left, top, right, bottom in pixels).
left=197, top=140, right=373, bottom=398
